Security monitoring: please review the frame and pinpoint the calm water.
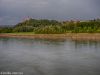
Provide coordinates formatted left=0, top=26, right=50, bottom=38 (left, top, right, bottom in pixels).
left=0, top=38, right=100, bottom=75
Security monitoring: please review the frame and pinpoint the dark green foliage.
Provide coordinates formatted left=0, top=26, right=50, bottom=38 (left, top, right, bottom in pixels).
left=0, top=27, right=13, bottom=33
left=15, top=19, right=61, bottom=28
left=13, top=26, right=34, bottom=32
left=1, top=18, right=100, bottom=33
left=34, top=25, right=65, bottom=34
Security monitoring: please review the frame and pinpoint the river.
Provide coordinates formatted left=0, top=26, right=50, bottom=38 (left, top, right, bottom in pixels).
left=0, top=38, right=100, bottom=75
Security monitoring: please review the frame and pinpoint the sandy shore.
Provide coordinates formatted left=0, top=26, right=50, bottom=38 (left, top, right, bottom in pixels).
left=0, top=33, right=100, bottom=41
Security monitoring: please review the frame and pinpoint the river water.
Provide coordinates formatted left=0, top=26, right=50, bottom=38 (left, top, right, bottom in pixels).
left=0, top=38, right=100, bottom=75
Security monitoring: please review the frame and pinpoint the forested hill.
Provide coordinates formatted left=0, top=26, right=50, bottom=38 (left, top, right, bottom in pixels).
left=15, top=19, right=61, bottom=27
left=1, top=19, right=100, bottom=33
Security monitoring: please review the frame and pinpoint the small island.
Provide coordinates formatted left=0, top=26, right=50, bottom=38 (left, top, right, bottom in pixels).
left=0, top=18, right=100, bottom=40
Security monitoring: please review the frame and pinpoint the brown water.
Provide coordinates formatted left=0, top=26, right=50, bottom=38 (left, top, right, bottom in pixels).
left=0, top=38, right=100, bottom=75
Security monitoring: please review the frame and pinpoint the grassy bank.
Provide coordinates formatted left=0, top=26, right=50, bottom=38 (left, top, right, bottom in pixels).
left=0, top=33, right=100, bottom=41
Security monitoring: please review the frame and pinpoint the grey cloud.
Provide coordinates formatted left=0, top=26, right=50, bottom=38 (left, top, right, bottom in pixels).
left=0, top=0, right=100, bottom=25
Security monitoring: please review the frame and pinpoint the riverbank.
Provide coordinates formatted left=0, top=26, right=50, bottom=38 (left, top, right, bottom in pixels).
left=0, top=33, right=100, bottom=41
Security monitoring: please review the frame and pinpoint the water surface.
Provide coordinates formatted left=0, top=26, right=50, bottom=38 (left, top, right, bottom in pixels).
left=0, top=38, right=100, bottom=75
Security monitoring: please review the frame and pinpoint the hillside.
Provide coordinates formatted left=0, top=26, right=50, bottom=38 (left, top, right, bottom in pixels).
left=0, top=19, right=100, bottom=33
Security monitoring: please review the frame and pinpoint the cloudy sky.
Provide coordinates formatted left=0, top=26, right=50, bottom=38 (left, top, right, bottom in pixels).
left=0, top=0, right=100, bottom=25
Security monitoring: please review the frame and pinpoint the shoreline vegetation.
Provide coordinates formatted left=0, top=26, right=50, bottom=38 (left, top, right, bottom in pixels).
left=1, top=18, right=100, bottom=40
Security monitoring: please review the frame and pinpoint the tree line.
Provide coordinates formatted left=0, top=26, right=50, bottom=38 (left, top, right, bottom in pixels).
left=0, top=18, right=100, bottom=34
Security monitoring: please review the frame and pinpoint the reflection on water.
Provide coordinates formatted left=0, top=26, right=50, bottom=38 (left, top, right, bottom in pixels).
left=0, top=38, right=100, bottom=75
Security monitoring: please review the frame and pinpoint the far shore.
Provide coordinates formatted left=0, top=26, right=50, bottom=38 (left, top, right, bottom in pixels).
left=0, top=33, right=100, bottom=41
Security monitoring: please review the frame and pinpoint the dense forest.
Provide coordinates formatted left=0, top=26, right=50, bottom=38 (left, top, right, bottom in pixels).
left=0, top=18, right=100, bottom=34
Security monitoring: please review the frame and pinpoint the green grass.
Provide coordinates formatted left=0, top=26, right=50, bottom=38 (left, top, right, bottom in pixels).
left=2, top=32, right=35, bottom=35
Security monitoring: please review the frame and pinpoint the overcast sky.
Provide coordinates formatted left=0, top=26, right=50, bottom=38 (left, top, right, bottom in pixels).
left=0, top=0, right=100, bottom=25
